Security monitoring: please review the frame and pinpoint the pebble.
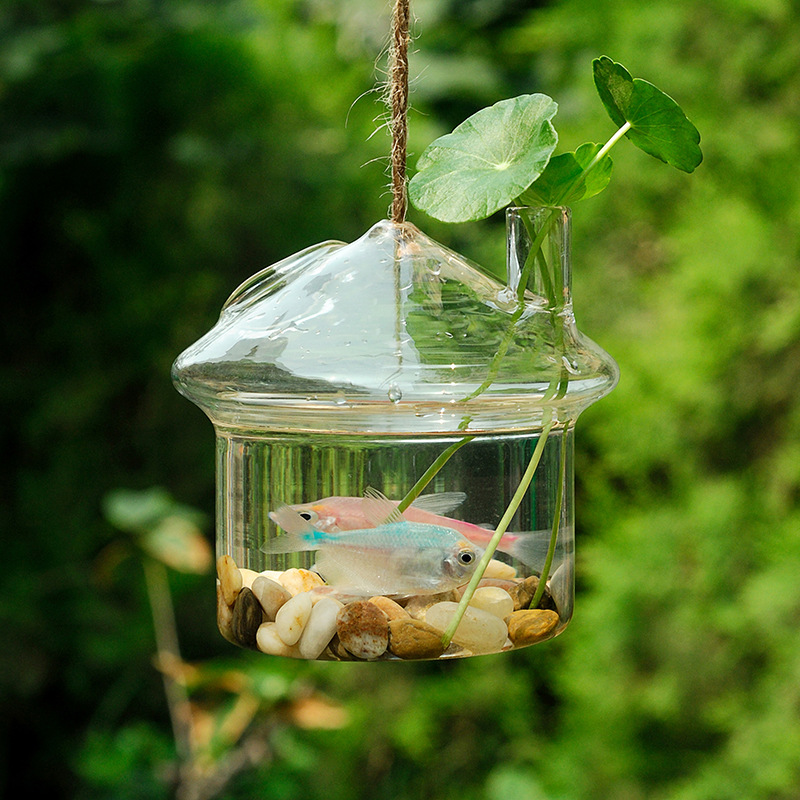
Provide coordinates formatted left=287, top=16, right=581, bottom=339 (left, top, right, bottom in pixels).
left=279, top=568, right=325, bottom=596
left=251, top=575, right=292, bottom=621
left=221, top=563, right=561, bottom=660
left=336, top=601, right=389, bottom=660
left=505, top=609, right=560, bottom=646
left=509, top=575, right=557, bottom=612
left=324, top=634, right=358, bottom=661
left=217, top=555, right=242, bottom=606
left=388, top=618, right=445, bottom=660
left=274, top=591, right=313, bottom=646
left=256, top=622, right=299, bottom=657
left=238, top=568, right=260, bottom=589
left=231, top=587, right=264, bottom=649
left=484, top=559, right=518, bottom=580
left=468, top=586, right=514, bottom=620
left=441, top=642, right=471, bottom=659
left=259, top=569, right=286, bottom=583
left=425, top=601, right=508, bottom=655
left=297, top=597, right=344, bottom=660
left=368, top=595, right=410, bottom=621
left=403, top=590, right=458, bottom=620
left=216, top=584, right=238, bottom=645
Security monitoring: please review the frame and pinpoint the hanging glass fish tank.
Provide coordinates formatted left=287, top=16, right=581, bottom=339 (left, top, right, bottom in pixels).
left=169, top=23, right=706, bottom=659
left=172, top=206, right=619, bottom=660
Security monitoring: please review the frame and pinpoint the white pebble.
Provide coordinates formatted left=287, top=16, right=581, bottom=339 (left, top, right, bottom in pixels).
left=468, top=586, right=514, bottom=620
left=256, top=622, right=299, bottom=657
left=279, top=568, right=325, bottom=596
left=425, top=601, right=508, bottom=655
left=274, top=591, right=313, bottom=646
left=259, top=569, right=286, bottom=583
left=484, top=558, right=518, bottom=580
left=297, top=597, right=344, bottom=660
left=251, top=575, right=292, bottom=620
left=238, top=568, right=260, bottom=589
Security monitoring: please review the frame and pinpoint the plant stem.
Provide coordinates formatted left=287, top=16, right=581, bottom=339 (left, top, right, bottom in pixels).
left=417, top=120, right=635, bottom=647
left=587, top=120, right=632, bottom=172
left=405, top=123, right=634, bottom=627
left=530, top=423, right=568, bottom=608
left=461, top=207, right=562, bottom=403
left=441, top=413, right=554, bottom=648
left=396, top=434, right=475, bottom=513
left=142, top=559, right=194, bottom=764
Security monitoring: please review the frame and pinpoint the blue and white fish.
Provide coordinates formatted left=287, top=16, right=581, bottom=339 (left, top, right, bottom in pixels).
left=265, top=491, right=482, bottom=597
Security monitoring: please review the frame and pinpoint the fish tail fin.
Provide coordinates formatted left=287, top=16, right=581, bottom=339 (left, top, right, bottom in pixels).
left=499, top=530, right=566, bottom=566
left=263, top=505, right=320, bottom=553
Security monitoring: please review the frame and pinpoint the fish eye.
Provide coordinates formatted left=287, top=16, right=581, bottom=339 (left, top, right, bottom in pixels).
left=457, top=550, right=475, bottom=565
left=297, top=510, right=319, bottom=523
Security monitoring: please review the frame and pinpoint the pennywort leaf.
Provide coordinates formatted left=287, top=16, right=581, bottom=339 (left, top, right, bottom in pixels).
left=593, top=56, right=702, bottom=173
left=518, top=142, right=613, bottom=206
left=408, top=94, right=558, bottom=223
left=103, top=487, right=211, bottom=574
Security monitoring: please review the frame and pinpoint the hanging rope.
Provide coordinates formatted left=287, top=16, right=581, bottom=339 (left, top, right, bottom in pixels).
left=388, top=0, right=411, bottom=223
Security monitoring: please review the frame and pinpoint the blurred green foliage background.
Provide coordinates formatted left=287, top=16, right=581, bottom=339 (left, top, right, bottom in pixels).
left=3, top=0, right=800, bottom=797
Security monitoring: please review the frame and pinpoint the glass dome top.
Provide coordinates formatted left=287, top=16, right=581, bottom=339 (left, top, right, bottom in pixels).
left=172, top=216, right=618, bottom=434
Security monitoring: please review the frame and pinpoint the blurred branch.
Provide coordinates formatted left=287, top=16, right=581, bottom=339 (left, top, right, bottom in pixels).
left=142, top=560, right=193, bottom=764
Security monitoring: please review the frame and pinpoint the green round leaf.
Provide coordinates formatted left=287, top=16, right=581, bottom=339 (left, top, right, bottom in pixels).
left=518, top=142, right=613, bottom=206
left=593, top=56, right=702, bottom=173
left=408, top=94, right=558, bottom=222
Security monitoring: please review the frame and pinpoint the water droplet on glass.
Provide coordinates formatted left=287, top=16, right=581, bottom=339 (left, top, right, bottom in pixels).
left=388, top=384, right=402, bottom=403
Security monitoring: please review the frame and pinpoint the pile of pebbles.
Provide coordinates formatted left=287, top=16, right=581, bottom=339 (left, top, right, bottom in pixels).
left=216, top=555, right=561, bottom=661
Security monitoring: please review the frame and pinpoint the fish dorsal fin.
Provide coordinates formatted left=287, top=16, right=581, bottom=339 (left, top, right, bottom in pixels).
left=362, top=487, right=403, bottom=526
left=410, top=491, right=467, bottom=515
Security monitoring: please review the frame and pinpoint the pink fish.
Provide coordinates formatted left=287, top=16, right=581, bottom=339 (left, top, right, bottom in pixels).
left=285, top=490, right=559, bottom=566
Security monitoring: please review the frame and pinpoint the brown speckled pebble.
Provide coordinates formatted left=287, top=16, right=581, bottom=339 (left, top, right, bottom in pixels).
left=336, top=601, right=389, bottom=660
left=323, top=634, right=359, bottom=661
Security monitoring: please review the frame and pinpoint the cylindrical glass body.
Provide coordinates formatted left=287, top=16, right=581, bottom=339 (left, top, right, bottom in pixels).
left=173, top=208, right=617, bottom=660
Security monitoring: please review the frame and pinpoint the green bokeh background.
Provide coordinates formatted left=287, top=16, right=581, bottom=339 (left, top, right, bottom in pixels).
left=3, top=0, right=800, bottom=797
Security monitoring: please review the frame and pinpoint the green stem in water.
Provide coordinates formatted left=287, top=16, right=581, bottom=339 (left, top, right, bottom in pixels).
left=462, top=207, right=562, bottom=403
left=441, top=414, right=555, bottom=648
left=518, top=210, right=555, bottom=303
left=530, top=422, right=569, bottom=608
left=396, top=434, right=475, bottom=513
left=422, top=121, right=635, bottom=643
